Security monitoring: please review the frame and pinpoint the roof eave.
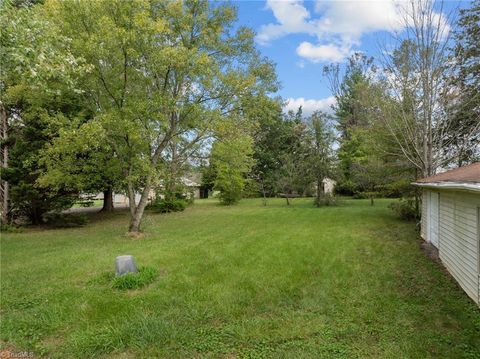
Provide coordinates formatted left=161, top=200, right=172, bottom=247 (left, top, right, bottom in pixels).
left=412, top=182, right=480, bottom=193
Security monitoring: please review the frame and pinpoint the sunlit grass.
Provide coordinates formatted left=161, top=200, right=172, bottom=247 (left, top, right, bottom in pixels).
left=1, top=198, right=479, bottom=358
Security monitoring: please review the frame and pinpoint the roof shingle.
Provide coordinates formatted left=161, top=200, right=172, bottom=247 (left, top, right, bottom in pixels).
left=416, top=162, right=480, bottom=183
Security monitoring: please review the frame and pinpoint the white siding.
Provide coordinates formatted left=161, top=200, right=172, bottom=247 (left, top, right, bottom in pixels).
left=429, top=191, right=440, bottom=247
left=421, top=191, right=428, bottom=239
left=436, top=190, right=480, bottom=304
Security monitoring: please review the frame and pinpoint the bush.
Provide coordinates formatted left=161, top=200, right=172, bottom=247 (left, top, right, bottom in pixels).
left=389, top=197, right=420, bottom=221
left=112, top=266, right=158, bottom=290
left=314, top=193, right=338, bottom=207
left=382, top=179, right=415, bottom=198
left=147, top=198, right=187, bottom=213
left=43, top=212, right=88, bottom=228
left=352, top=192, right=368, bottom=199
left=0, top=223, right=24, bottom=233
left=335, top=180, right=357, bottom=196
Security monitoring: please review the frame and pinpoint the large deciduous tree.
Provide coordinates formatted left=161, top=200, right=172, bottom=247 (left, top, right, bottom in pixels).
left=379, top=0, right=477, bottom=177
left=48, top=0, right=277, bottom=232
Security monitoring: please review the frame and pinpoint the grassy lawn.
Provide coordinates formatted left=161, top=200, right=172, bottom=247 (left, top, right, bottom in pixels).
left=1, top=198, right=479, bottom=358
left=72, top=199, right=104, bottom=208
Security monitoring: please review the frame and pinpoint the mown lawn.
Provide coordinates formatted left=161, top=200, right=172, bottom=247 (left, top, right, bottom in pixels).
left=1, top=198, right=479, bottom=358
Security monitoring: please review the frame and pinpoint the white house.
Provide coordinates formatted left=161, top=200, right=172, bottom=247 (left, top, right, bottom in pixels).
left=323, top=178, right=336, bottom=195
left=113, top=177, right=201, bottom=206
left=413, top=162, right=480, bottom=305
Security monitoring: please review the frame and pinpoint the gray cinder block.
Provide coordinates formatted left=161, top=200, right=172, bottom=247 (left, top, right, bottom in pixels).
left=115, top=255, right=138, bottom=276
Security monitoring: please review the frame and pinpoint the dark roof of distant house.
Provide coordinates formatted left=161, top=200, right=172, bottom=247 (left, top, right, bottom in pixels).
left=416, top=162, right=480, bottom=183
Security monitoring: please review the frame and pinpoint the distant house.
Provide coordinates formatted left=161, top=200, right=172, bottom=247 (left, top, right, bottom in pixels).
left=113, top=177, right=201, bottom=205
left=413, top=162, right=480, bottom=305
left=323, top=178, right=336, bottom=195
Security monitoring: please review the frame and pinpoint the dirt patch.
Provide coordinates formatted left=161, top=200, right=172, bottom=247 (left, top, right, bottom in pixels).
left=124, top=231, right=146, bottom=240
left=420, top=240, right=439, bottom=261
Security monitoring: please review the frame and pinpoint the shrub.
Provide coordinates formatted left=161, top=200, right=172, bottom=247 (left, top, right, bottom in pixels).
left=43, top=212, right=88, bottom=228
left=112, top=266, right=158, bottom=290
left=382, top=179, right=415, bottom=198
left=0, top=223, right=24, bottom=233
left=335, top=180, right=357, bottom=196
left=147, top=198, right=187, bottom=213
left=389, top=197, right=420, bottom=221
left=215, top=171, right=244, bottom=205
left=314, top=193, right=338, bottom=207
left=352, top=192, right=368, bottom=199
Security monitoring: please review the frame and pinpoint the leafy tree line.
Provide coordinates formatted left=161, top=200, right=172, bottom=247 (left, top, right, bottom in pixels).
left=0, top=0, right=278, bottom=232
left=322, top=0, right=479, bottom=216
left=1, top=0, right=478, bottom=230
left=208, top=0, right=479, bottom=211
left=201, top=103, right=336, bottom=207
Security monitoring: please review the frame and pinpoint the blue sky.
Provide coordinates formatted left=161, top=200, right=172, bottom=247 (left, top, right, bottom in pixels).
left=234, top=0, right=466, bottom=116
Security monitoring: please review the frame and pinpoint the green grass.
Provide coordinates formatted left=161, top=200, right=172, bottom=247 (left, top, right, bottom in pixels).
left=72, top=199, right=103, bottom=208
left=1, top=198, right=479, bottom=358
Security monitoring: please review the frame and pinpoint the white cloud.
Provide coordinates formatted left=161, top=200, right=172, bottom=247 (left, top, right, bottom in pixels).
left=256, top=0, right=448, bottom=63
left=296, top=42, right=350, bottom=63
left=256, top=0, right=315, bottom=44
left=284, top=96, right=336, bottom=117
left=313, top=0, right=404, bottom=38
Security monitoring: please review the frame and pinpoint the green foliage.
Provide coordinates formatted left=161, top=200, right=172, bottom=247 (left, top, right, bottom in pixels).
left=335, top=179, right=356, bottom=196
left=112, top=266, right=158, bottom=290
left=0, top=223, right=23, bottom=233
left=324, top=54, right=375, bottom=184
left=250, top=97, right=288, bottom=196
left=38, top=120, right=121, bottom=200
left=0, top=3, right=89, bottom=224
left=389, top=198, right=420, bottom=221
left=306, top=111, right=336, bottom=206
left=43, top=0, right=278, bottom=231
left=313, top=193, right=338, bottom=207
left=276, top=114, right=313, bottom=198
left=147, top=198, right=187, bottom=213
left=442, top=0, right=480, bottom=166
left=199, top=161, right=217, bottom=197
left=212, top=121, right=254, bottom=205
left=382, top=178, right=415, bottom=198
left=43, top=212, right=88, bottom=228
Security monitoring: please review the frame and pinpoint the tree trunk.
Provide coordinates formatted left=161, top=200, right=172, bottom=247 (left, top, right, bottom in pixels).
left=0, top=103, right=8, bottom=224
left=128, top=178, right=152, bottom=233
left=286, top=196, right=290, bottom=206
left=315, top=178, right=321, bottom=208
left=127, top=181, right=136, bottom=217
left=101, top=187, right=114, bottom=212
left=260, top=178, right=267, bottom=206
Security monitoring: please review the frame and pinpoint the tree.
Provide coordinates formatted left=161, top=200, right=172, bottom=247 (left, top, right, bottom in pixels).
left=306, top=111, right=335, bottom=207
left=249, top=97, right=287, bottom=201
left=379, top=0, right=476, bottom=177
left=0, top=96, right=8, bottom=223
left=49, top=0, right=277, bottom=232
left=38, top=121, right=122, bottom=212
left=441, top=0, right=480, bottom=166
left=276, top=111, right=312, bottom=204
left=323, top=53, right=376, bottom=193
left=211, top=120, right=254, bottom=205
left=0, top=3, right=89, bottom=224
